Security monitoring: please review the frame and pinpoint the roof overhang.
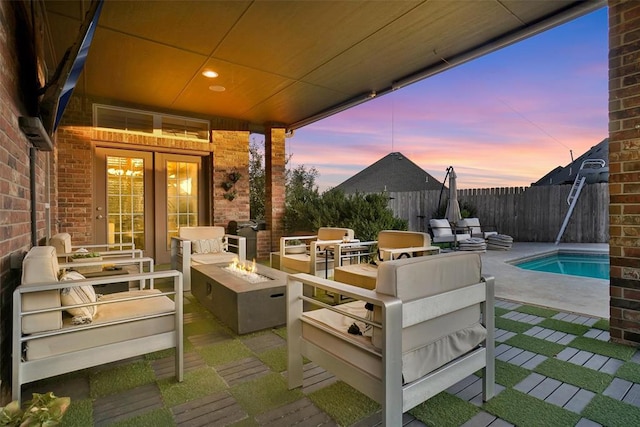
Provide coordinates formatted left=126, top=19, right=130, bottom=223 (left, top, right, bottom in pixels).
left=41, top=0, right=606, bottom=134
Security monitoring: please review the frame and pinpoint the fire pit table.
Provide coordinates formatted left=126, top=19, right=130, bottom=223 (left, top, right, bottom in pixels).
left=190, top=262, right=288, bottom=334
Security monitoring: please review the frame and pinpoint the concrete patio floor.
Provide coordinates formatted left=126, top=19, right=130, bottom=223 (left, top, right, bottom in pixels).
left=480, top=242, right=609, bottom=319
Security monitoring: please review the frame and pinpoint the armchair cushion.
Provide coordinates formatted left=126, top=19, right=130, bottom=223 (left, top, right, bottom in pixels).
left=179, top=226, right=229, bottom=252
left=429, top=219, right=452, bottom=238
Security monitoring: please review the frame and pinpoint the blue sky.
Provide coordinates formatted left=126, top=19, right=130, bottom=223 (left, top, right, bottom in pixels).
left=284, top=7, right=608, bottom=192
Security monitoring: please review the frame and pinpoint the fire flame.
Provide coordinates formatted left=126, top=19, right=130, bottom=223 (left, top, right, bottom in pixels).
left=228, top=257, right=257, bottom=274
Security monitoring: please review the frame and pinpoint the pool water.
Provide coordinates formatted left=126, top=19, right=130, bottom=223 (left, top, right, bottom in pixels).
left=515, top=252, right=609, bottom=280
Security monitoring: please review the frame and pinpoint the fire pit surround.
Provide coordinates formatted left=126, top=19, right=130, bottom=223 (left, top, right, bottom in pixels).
left=191, top=262, right=287, bottom=334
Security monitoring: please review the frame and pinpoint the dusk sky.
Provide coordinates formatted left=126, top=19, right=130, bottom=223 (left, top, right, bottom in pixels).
left=282, top=7, right=608, bottom=192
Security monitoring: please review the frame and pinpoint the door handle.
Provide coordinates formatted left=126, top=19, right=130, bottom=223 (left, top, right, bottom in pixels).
left=96, top=214, right=104, bottom=219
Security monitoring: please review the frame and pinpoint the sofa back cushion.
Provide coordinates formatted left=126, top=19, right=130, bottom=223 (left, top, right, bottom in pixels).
left=376, top=251, right=481, bottom=300
left=372, top=252, right=482, bottom=351
left=20, top=246, right=63, bottom=334
left=179, top=226, right=225, bottom=241
left=377, top=230, right=431, bottom=249
left=317, top=227, right=354, bottom=241
left=49, top=233, right=72, bottom=254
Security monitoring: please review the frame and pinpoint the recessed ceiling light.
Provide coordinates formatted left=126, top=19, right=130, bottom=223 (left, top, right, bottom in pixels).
left=202, top=70, right=218, bottom=78
left=209, top=85, right=226, bottom=92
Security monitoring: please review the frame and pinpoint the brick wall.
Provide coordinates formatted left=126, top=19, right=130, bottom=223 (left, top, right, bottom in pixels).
left=0, top=1, right=50, bottom=402
left=264, top=127, right=286, bottom=254
left=609, top=0, right=640, bottom=345
left=56, top=96, right=94, bottom=245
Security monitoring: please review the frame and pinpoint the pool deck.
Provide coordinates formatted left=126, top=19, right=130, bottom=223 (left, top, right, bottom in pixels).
left=480, top=242, right=609, bottom=319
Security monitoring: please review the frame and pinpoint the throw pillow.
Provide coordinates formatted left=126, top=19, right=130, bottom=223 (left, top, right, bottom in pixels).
left=192, top=238, right=224, bottom=254
left=60, top=271, right=98, bottom=324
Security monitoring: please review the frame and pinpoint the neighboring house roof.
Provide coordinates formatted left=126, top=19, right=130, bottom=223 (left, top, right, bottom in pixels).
left=533, top=138, right=609, bottom=186
left=334, top=152, right=443, bottom=194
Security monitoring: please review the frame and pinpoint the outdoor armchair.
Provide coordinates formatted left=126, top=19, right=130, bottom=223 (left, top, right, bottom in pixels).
left=458, top=218, right=498, bottom=239
left=428, top=218, right=471, bottom=247
left=279, top=227, right=354, bottom=278
left=457, top=218, right=513, bottom=250
left=287, top=252, right=495, bottom=425
left=170, top=226, right=247, bottom=291
left=333, top=230, right=437, bottom=291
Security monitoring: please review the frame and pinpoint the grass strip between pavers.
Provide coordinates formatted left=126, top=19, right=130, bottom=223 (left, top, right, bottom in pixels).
left=615, top=361, right=640, bottom=383
left=197, top=339, right=253, bottom=366
left=538, top=318, right=590, bottom=336
left=109, top=408, right=175, bottom=427
left=484, top=388, right=581, bottom=426
left=494, top=306, right=510, bottom=317
left=409, top=391, right=479, bottom=426
left=158, top=367, right=227, bottom=407
left=515, top=305, right=559, bottom=318
left=571, top=336, right=637, bottom=361
left=231, top=372, right=304, bottom=416
left=495, top=317, right=534, bottom=334
left=90, top=360, right=156, bottom=398
left=592, top=318, right=609, bottom=331
left=308, top=380, right=379, bottom=426
left=534, top=358, right=613, bottom=393
left=582, top=394, right=640, bottom=426
left=60, top=398, right=92, bottom=427
left=496, top=360, right=532, bottom=388
left=505, top=334, right=565, bottom=357
left=256, top=346, right=288, bottom=373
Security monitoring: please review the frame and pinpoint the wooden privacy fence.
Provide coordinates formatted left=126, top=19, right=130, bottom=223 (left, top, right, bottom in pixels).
left=386, top=183, right=609, bottom=243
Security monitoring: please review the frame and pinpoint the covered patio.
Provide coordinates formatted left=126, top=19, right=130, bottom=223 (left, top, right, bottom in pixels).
left=3, top=0, right=640, bottom=423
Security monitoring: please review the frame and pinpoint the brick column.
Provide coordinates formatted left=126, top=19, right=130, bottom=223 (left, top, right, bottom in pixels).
left=609, top=0, right=640, bottom=345
left=265, top=127, right=286, bottom=253
left=211, top=130, right=250, bottom=227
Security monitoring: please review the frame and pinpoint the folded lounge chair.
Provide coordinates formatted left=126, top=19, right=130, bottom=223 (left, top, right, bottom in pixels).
left=458, top=218, right=513, bottom=250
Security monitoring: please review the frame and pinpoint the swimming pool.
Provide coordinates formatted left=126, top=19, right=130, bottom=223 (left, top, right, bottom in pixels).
left=514, top=251, right=609, bottom=280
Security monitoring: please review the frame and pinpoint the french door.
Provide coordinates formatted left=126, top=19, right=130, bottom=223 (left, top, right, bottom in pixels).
left=94, top=148, right=205, bottom=263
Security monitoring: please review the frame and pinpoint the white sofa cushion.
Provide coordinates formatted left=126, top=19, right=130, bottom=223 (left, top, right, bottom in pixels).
left=26, top=290, right=175, bottom=361
left=59, top=271, right=98, bottom=324
left=20, top=246, right=63, bottom=334
left=49, top=233, right=72, bottom=254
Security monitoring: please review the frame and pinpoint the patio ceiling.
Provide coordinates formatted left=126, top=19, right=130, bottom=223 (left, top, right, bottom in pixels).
left=42, top=0, right=605, bottom=134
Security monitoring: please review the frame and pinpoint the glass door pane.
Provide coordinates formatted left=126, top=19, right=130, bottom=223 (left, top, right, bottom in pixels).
left=166, top=160, right=199, bottom=250
left=106, top=156, right=146, bottom=250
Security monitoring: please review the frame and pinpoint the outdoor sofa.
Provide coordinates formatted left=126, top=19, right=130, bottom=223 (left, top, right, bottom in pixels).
left=287, top=252, right=495, bottom=425
left=13, top=246, right=183, bottom=402
left=170, top=226, right=246, bottom=291
left=49, top=232, right=143, bottom=262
